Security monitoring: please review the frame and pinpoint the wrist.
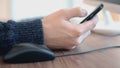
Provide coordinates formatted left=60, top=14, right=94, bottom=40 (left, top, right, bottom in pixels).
left=15, top=19, right=44, bottom=44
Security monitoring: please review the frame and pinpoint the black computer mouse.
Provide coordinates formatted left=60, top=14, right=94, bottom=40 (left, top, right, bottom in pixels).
left=3, top=43, right=56, bottom=63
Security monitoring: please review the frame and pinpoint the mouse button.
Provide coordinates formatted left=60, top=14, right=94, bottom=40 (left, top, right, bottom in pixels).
left=4, top=46, right=55, bottom=59
left=4, top=48, right=56, bottom=63
left=37, top=49, right=56, bottom=59
left=41, top=49, right=55, bottom=56
left=13, top=43, right=36, bottom=48
left=38, top=45, right=50, bottom=50
left=3, top=45, right=34, bottom=59
left=14, top=43, right=48, bottom=50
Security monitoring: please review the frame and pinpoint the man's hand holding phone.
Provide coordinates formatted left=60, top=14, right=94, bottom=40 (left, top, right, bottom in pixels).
left=42, top=4, right=103, bottom=49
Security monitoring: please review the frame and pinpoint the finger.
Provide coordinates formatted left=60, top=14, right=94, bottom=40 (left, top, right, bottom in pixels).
left=61, top=7, right=87, bottom=20
left=76, top=15, right=98, bottom=34
left=77, top=31, right=91, bottom=44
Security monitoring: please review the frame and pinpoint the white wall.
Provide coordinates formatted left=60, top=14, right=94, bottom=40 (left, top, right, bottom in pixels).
left=11, top=0, right=74, bottom=20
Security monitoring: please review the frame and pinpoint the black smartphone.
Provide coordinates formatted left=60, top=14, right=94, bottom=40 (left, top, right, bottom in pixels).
left=80, top=4, right=104, bottom=24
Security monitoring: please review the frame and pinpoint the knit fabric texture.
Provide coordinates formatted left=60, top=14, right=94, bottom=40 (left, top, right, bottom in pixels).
left=0, top=19, right=44, bottom=55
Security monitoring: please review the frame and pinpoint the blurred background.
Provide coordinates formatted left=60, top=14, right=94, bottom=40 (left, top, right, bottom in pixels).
left=0, top=0, right=119, bottom=21
left=0, top=0, right=120, bottom=35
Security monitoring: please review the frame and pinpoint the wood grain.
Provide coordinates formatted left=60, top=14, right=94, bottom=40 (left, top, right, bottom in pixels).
left=0, top=33, right=120, bottom=68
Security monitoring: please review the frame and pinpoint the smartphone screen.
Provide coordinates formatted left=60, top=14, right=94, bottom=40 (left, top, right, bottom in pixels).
left=80, top=4, right=104, bottom=24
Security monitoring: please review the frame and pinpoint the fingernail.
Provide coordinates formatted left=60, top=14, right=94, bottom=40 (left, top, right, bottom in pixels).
left=81, top=9, right=87, bottom=16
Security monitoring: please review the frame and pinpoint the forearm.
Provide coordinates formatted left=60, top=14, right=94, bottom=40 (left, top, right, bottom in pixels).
left=0, top=19, right=44, bottom=55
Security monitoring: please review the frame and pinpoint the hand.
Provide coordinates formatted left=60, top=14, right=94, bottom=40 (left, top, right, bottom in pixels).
left=42, top=7, right=98, bottom=49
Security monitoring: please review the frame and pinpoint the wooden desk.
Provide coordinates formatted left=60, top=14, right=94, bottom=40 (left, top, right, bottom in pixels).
left=0, top=33, right=120, bottom=68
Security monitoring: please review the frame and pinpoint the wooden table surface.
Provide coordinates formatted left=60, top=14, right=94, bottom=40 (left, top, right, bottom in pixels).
left=0, top=32, right=120, bottom=68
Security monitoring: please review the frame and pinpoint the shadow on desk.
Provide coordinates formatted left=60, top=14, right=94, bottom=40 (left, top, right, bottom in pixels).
left=0, top=33, right=120, bottom=68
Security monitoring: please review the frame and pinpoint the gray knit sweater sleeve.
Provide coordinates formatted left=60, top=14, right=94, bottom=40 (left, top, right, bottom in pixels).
left=0, top=19, right=44, bottom=55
